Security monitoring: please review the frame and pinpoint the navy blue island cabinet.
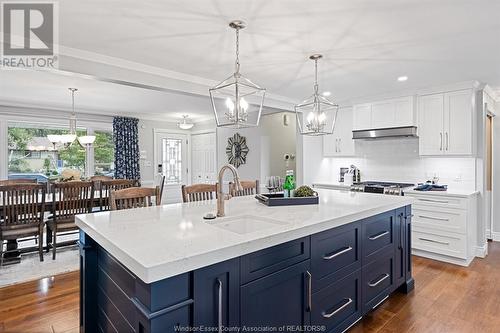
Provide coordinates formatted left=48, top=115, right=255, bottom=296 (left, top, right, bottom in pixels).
left=79, top=206, right=414, bottom=333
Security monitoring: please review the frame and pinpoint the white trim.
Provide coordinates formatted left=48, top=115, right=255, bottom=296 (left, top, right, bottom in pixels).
left=412, top=249, right=474, bottom=267
left=190, top=129, right=216, bottom=135
left=490, top=231, right=500, bottom=242
left=474, top=244, right=488, bottom=258
left=0, top=120, right=7, bottom=179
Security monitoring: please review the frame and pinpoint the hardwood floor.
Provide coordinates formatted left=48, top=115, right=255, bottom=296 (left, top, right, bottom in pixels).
left=0, top=271, right=79, bottom=333
left=1, top=243, right=500, bottom=332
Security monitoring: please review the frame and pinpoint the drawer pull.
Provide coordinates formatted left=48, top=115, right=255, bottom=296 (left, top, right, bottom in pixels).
left=216, top=278, right=223, bottom=333
left=322, top=298, right=353, bottom=318
left=368, top=273, right=389, bottom=287
left=323, top=246, right=353, bottom=260
left=418, top=198, right=449, bottom=204
left=418, top=237, right=450, bottom=245
left=369, top=231, right=389, bottom=241
left=418, top=215, right=450, bottom=222
left=306, top=271, right=312, bottom=312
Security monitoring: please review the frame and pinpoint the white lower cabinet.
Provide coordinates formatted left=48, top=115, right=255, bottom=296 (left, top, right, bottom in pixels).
left=404, top=191, right=478, bottom=266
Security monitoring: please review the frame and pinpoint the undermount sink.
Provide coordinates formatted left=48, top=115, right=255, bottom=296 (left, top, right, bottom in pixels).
left=206, top=215, right=288, bottom=235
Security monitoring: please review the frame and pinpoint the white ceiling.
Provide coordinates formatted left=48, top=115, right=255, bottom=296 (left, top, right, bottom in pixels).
left=3, top=0, right=500, bottom=120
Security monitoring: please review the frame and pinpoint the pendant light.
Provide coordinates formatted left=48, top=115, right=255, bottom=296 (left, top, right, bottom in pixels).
left=209, top=20, right=266, bottom=128
left=295, top=54, right=339, bottom=136
left=177, top=115, right=194, bottom=130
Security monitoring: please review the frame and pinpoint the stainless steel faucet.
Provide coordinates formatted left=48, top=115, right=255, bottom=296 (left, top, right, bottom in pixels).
left=217, top=164, right=243, bottom=217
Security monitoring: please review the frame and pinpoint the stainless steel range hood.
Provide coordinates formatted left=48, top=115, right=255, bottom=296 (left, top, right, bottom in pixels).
left=352, top=126, right=418, bottom=140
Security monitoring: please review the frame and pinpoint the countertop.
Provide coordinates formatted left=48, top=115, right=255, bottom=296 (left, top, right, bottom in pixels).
left=403, top=188, right=479, bottom=198
left=75, top=189, right=412, bottom=283
left=313, top=182, right=351, bottom=189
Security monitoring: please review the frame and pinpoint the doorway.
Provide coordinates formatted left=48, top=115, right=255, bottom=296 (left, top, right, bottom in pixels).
left=191, top=132, right=216, bottom=184
left=154, top=131, right=189, bottom=204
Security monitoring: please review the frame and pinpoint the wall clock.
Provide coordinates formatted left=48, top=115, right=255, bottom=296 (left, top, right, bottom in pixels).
left=226, top=133, right=249, bottom=168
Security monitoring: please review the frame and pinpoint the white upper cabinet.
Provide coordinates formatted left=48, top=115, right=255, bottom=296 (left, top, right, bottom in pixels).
left=323, top=107, right=355, bottom=157
left=418, top=89, right=473, bottom=156
left=353, top=96, right=415, bottom=130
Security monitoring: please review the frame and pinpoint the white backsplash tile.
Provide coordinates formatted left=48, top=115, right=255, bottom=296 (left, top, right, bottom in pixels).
left=314, top=138, right=476, bottom=191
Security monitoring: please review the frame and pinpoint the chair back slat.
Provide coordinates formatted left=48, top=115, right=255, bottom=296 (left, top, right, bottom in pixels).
left=1, top=184, right=45, bottom=227
left=181, top=184, right=217, bottom=203
left=99, top=179, right=136, bottom=211
left=52, top=181, right=94, bottom=220
left=230, top=180, right=260, bottom=197
left=110, top=187, right=160, bottom=211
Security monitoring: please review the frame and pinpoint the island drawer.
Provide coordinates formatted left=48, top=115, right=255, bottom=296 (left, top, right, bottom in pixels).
left=412, top=207, right=466, bottom=234
left=362, top=247, right=394, bottom=313
left=412, top=227, right=467, bottom=259
left=241, top=237, right=310, bottom=284
left=362, top=211, right=395, bottom=263
left=311, top=269, right=362, bottom=333
left=311, top=222, right=361, bottom=291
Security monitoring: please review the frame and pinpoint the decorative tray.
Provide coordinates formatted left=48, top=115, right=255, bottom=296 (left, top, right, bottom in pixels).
left=255, top=193, right=319, bottom=206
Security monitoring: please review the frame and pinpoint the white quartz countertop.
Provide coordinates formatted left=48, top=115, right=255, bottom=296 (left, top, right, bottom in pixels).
left=403, top=188, right=479, bottom=198
left=75, top=189, right=412, bottom=283
left=313, top=182, right=351, bottom=189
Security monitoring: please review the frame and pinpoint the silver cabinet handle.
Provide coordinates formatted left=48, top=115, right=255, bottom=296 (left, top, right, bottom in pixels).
left=338, top=138, right=342, bottom=153
left=322, top=298, right=353, bottom=318
left=368, top=273, right=389, bottom=287
left=440, top=132, right=443, bottom=151
left=306, top=271, right=312, bottom=312
left=369, top=231, right=389, bottom=241
left=418, top=215, right=450, bottom=222
left=418, top=198, right=449, bottom=204
left=217, top=278, right=223, bottom=333
left=446, top=132, right=449, bottom=151
left=323, top=246, right=353, bottom=260
left=336, top=138, right=339, bottom=153
left=418, top=237, right=450, bottom=245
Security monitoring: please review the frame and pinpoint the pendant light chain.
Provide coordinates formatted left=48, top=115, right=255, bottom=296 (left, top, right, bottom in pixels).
left=235, top=27, right=240, bottom=75
left=314, top=58, right=319, bottom=94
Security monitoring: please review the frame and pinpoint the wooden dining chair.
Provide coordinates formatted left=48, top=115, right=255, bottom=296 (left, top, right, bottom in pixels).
left=110, top=186, right=160, bottom=211
left=230, top=180, right=260, bottom=197
left=98, top=179, right=136, bottom=211
left=46, top=181, right=94, bottom=260
left=89, top=175, right=113, bottom=190
left=181, top=184, right=217, bottom=202
left=0, top=178, right=37, bottom=186
left=0, top=183, right=46, bottom=266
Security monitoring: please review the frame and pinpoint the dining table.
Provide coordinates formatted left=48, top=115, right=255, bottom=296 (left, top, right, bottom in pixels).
left=0, top=192, right=103, bottom=265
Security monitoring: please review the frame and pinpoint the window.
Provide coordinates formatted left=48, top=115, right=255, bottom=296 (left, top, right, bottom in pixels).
left=93, top=130, right=115, bottom=176
left=162, top=138, right=182, bottom=184
left=8, top=125, right=86, bottom=181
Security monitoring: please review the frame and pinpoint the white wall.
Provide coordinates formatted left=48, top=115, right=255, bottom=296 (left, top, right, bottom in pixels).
left=493, top=101, right=500, bottom=238
left=260, top=112, right=296, bottom=178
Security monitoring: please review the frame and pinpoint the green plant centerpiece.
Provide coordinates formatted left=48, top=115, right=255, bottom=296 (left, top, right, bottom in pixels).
left=294, top=185, right=317, bottom=197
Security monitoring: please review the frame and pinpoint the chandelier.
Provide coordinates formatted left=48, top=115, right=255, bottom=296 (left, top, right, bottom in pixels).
left=295, top=54, right=338, bottom=136
left=209, top=20, right=266, bottom=128
left=47, top=88, right=96, bottom=147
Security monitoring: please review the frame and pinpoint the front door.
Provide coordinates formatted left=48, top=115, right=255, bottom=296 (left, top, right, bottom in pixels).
left=155, top=132, right=188, bottom=204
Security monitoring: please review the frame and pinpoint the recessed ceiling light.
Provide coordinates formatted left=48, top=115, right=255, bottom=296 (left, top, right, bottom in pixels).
left=397, top=76, right=408, bottom=82
left=322, top=91, right=331, bottom=96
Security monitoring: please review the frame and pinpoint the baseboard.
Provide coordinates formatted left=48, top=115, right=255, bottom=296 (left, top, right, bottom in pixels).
left=490, top=231, right=500, bottom=242
left=474, top=244, right=488, bottom=258
left=411, top=249, right=473, bottom=267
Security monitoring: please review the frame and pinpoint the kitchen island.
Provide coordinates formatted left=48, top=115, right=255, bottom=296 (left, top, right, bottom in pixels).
left=76, top=189, right=414, bottom=333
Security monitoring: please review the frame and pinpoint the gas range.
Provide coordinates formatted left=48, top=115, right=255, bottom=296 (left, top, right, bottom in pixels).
left=350, top=181, right=415, bottom=196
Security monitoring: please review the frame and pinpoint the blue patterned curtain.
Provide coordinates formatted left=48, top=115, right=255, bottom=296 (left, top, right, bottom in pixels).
left=113, top=117, right=140, bottom=181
